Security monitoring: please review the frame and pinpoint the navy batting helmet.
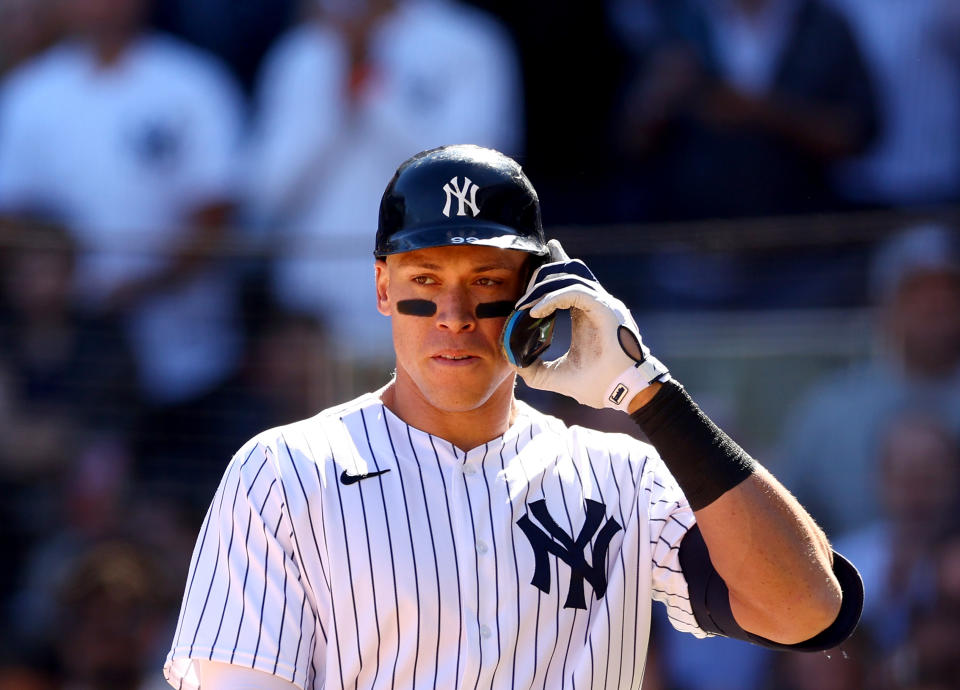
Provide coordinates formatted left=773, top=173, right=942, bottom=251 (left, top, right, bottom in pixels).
left=374, top=144, right=548, bottom=258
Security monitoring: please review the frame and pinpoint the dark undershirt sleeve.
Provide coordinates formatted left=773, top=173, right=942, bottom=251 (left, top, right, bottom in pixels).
left=678, top=525, right=864, bottom=652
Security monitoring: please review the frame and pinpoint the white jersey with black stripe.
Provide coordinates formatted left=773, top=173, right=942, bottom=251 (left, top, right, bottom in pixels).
left=164, top=391, right=708, bottom=690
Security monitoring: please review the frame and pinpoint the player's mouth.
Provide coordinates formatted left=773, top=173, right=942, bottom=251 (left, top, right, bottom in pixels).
left=432, top=352, right=479, bottom=365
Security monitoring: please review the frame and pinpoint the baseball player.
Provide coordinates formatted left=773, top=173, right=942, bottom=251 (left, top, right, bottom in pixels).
left=164, top=145, right=863, bottom=690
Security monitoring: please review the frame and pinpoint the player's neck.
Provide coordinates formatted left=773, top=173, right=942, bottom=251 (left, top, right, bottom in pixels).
left=380, top=375, right=518, bottom=451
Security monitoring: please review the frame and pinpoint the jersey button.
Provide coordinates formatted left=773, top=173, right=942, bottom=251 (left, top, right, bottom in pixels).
left=480, top=625, right=492, bottom=639
left=463, top=464, right=478, bottom=476
left=476, top=540, right=488, bottom=554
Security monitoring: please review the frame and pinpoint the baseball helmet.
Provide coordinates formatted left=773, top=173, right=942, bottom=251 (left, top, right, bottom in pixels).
left=375, top=144, right=548, bottom=258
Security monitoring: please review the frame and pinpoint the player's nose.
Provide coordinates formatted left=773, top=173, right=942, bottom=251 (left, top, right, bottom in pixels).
left=435, top=286, right=476, bottom=333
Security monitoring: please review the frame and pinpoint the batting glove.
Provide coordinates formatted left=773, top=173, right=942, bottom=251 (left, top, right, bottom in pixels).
left=514, top=240, right=671, bottom=411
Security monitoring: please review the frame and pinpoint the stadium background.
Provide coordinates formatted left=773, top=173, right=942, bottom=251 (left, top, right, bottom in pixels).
left=1, top=0, right=959, bottom=688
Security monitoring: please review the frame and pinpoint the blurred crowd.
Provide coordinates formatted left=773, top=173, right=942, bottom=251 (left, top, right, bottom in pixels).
left=0, top=0, right=958, bottom=688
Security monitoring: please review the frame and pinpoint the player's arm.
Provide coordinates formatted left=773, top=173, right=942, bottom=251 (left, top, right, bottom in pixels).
left=629, top=381, right=861, bottom=648
left=513, top=241, right=861, bottom=648
left=628, top=382, right=846, bottom=644
left=690, top=468, right=841, bottom=643
left=195, top=660, right=299, bottom=690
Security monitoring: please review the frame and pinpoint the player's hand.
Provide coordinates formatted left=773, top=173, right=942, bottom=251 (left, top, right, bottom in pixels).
left=512, top=240, right=670, bottom=411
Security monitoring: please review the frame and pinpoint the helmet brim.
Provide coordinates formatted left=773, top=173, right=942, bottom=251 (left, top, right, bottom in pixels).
left=374, top=222, right=549, bottom=257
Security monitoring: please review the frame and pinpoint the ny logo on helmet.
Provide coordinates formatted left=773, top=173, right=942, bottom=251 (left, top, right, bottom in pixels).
left=442, top=176, right=480, bottom=217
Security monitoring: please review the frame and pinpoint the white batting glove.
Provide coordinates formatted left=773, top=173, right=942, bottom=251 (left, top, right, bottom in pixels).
left=514, top=240, right=670, bottom=411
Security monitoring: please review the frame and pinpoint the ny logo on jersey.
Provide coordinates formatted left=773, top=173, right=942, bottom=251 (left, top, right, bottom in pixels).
left=442, top=176, right=480, bottom=217
left=517, top=499, right=622, bottom=610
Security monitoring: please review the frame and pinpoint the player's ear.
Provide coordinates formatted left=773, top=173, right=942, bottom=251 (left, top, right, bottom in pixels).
left=375, top=259, right=391, bottom=316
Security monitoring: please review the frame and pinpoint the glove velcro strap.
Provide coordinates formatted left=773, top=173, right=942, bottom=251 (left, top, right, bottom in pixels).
left=603, top=356, right=671, bottom=411
left=630, top=380, right=756, bottom=510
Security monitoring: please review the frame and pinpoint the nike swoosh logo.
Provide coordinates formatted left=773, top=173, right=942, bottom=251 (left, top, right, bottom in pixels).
left=340, top=468, right=391, bottom=485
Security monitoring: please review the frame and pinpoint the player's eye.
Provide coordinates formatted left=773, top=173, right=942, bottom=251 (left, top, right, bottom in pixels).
left=474, top=276, right=501, bottom=287
left=412, top=275, right=438, bottom=286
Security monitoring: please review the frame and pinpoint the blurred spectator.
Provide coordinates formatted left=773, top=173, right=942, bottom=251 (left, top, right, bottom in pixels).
left=827, top=0, right=960, bottom=207
left=0, top=669, right=57, bottom=690
left=0, top=0, right=250, bottom=507
left=185, top=308, right=345, bottom=455
left=247, top=309, right=341, bottom=425
left=9, top=490, right=196, bottom=685
left=149, top=0, right=297, bottom=93
left=0, top=649, right=58, bottom=690
left=478, top=0, right=631, bottom=226
left=775, top=225, right=960, bottom=534
left=0, top=217, right=134, bottom=449
left=876, top=604, right=960, bottom=690
left=833, top=410, right=959, bottom=652
left=933, top=527, right=960, bottom=609
left=0, top=217, right=134, bottom=622
left=8, top=438, right=133, bottom=647
left=53, top=539, right=174, bottom=690
left=244, top=0, right=522, bottom=363
left=613, top=0, right=877, bottom=222
left=0, top=0, right=63, bottom=79
left=602, top=0, right=878, bottom=311
left=605, top=0, right=711, bottom=222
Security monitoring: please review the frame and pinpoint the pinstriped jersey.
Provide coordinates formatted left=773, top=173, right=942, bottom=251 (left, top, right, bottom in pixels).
left=164, top=392, right=708, bottom=690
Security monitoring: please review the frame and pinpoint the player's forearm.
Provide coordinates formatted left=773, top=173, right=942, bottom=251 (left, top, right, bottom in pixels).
left=630, top=380, right=842, bottom=644
left=693, top=467, right=841, bottom=644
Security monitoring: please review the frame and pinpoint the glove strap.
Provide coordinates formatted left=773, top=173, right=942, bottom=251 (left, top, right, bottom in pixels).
left=603, top=355, right=671, bottom=412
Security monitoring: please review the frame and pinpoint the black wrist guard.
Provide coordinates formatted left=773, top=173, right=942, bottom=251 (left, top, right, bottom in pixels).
left=630, top=380, right=757, bottom=510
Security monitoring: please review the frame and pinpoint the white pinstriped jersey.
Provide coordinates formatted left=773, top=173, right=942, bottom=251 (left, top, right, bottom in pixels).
left=164, top=391, right=708, bottom=690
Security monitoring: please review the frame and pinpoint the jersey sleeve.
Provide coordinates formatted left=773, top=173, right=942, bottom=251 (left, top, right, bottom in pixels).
left=164, top=440, right=318, bottom=690
left=643, top=455, right=711, bottom=639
